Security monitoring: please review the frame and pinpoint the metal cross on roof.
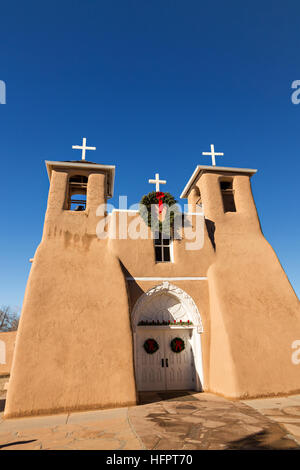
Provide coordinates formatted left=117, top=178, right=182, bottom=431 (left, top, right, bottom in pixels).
left=202, top=144, right=224, bottom=166
left=72, top=137, right=96, bottom=161
left=148, top=173, right=166, bottom=192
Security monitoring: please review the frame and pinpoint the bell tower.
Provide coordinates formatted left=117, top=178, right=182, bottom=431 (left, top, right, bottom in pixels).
left=5, top=152, right=137, bottom=418
left=181, top=162, right=300, bottom=399
left=43, top=159, right=115, bottom=238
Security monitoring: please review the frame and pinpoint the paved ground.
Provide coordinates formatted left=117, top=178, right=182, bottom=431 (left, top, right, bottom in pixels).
left=242, top=394, right=300, bottom=447
left=0, top=392, right=300, bottom=450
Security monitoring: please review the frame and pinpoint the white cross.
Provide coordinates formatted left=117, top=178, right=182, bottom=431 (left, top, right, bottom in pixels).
left=202, top=144, right=224, bottom=166
left=72, top=137, right=96, bottom=161
left=148, top=173, right=166, bottom=192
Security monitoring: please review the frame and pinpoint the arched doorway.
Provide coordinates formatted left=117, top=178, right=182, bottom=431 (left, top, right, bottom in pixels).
left=131, top=282, right=204, bottom=392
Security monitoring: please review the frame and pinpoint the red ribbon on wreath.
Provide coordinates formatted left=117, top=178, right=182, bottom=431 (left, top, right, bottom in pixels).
left=156, top=192, right=165, bottom=214
left=174, top=339, right=183, bottom=352
left=170, top=337, right=185, bottom=353
left=147, top=339, right=157, bottom=352
left=144, top=338, right=159, bottom=354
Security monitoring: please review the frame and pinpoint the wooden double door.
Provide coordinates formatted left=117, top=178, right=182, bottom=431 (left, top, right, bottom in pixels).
left=136, top=328, right=195, bottom=391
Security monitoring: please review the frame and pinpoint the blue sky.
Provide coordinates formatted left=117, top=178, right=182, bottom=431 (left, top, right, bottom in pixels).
left=0, top=0, right=299, bottom=310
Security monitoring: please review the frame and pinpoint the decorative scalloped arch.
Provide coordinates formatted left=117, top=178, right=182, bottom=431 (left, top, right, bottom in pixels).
left=131, top=281, right=203, bottom=333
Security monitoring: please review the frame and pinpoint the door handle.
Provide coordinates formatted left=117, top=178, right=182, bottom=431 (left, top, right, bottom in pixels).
left=166, top=358, right=168, bottom=368
left=161, top=358, right=164, bottom=367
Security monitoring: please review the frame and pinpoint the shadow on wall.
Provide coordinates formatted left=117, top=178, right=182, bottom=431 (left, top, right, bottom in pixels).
left=205, top=219, right=216, bottom=251
left=119, top=260, right=145, bottom=317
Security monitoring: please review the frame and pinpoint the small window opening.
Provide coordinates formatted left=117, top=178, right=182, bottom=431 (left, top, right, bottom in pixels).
left=154, top=232, right=172, bottom=262
left=220, top=179, right=236, bottom=213
left=67, top=175, right=88, bottom=211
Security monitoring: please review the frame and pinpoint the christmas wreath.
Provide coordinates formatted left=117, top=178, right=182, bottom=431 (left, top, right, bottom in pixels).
left=170, top=337, right=185, bottom=353
left=143, top=338, right=159, bottom=354
left=139, top=191, right=180, bottom=235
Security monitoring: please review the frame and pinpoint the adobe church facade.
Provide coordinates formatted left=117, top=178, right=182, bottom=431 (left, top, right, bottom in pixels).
left=4, top=144, right=300, bottom=418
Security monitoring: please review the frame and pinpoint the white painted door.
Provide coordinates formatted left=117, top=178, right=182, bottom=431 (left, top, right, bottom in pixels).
left=165, top=329, right=195, bottom=390
left=136, top=329, right=166, bottom=391
left=135, top=328, right=195, bottom=391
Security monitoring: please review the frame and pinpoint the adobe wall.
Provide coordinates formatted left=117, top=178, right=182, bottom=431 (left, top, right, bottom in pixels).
left=0, top=331, right=17, bottom=376
left=198, top=172, right=300, bottom=398
left=108, top=210, right=215, bottom=277
left=5, top=169, right=137, bottom=418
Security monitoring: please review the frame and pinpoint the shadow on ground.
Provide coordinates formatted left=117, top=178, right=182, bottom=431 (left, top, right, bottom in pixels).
left=0, top=440, right=37, bottom=450
left=138, top=390, right=197, bottom=405
left=132, top=392, right=300, bottom=450
left=226, top=429, right=300, bottom=450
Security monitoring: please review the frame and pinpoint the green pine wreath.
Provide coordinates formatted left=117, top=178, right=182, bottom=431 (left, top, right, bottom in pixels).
left=143, top=338, right=159, bottom=354
left=139, top=191, right=180, bottom=235
left=170, top=337, right=185, bottom=353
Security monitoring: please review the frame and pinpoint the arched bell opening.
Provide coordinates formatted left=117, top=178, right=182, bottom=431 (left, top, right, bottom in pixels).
left=66, top=175, right=88, bottom=211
